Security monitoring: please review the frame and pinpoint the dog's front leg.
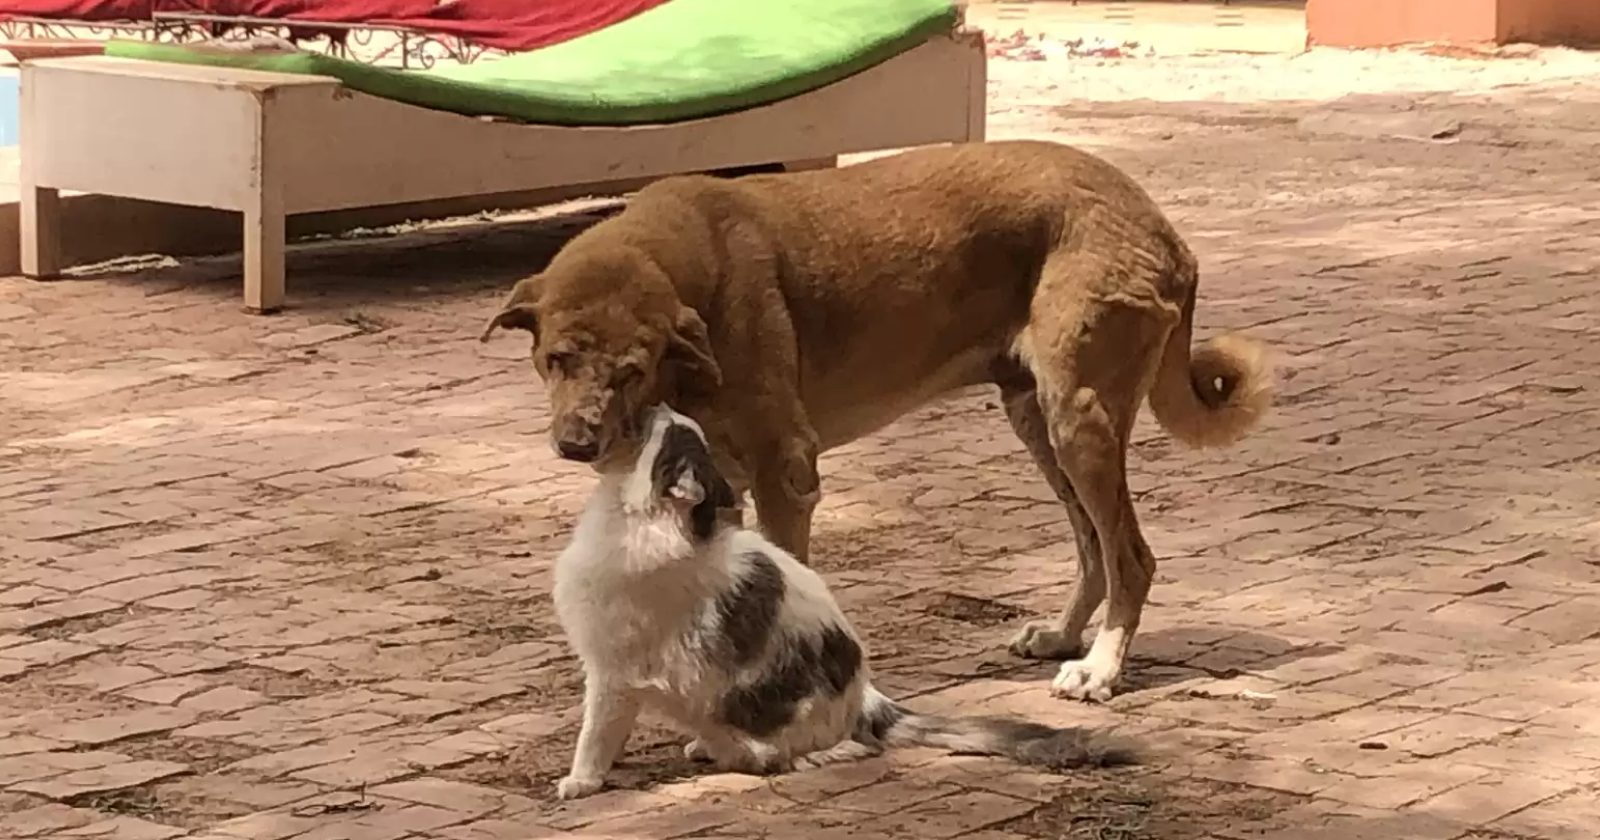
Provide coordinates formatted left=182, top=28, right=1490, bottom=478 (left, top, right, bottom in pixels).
left=751, top=435, right=821, bottom=562
left=557, top=677, right=640, bottom=800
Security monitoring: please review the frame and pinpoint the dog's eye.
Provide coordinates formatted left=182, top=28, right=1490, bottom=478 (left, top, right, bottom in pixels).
left=614, top=366, right=644, bottom=387
left=544, top=352, right=575, bottom=375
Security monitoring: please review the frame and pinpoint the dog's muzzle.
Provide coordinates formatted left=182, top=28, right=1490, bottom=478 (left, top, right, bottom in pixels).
left=552, top=418, right=602, bottom=463
left=556, top=437, right=599, bottom=463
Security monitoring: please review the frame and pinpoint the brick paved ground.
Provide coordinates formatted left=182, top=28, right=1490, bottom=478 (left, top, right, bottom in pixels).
left=5, top=43, right=1600, bottom=840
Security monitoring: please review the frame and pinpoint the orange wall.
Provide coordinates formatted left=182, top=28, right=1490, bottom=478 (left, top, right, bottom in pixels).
left=1307, top=0, right=1499, bottom=47
left=1308, top=0, right=1600, bottom=47
left=1497, top=0, right=1600, bottom=45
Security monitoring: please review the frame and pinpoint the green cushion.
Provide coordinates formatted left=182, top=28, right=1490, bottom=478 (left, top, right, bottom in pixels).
left=103, top=0, right=958, bottom=126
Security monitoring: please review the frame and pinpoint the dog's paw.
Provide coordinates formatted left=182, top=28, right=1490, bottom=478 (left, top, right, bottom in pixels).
left=1050, top=659, right=1117, bottom=703
left=1009, top=621, right=1084, bottom=660
left=556, top=774, right=604, bottom=801
left=684, top=739, right=713, bottom=762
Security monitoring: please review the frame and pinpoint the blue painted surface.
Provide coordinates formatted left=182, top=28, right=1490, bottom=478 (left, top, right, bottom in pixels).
left=0, top=72, right=18, bottom=147
left=0, top=73, right=19, bottom=147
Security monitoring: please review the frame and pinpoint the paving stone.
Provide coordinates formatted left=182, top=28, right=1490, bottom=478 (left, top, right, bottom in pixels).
left=397, top=731, right=508, bottom=768
left=225, top=738, right=368, bottom=777
left=476, top=712, right=564, bottom=740
left=1187, top=753, right=1349, bottom=796
left=368, top=778, right=536, bottom=819
left=7, top=803, right=105, bottom=837
left=119, top=675, right=213, bottom=704
left=767, top=758, right=896, bottom=804
left=290, top=753, right=419, bottom=788
left=81, top=569, right=226, bottom=602
left=1491, top=787, right=1600, bottom=840
left=1379, top=713, right=1524, bottom=759
left=57, top=663, right=163, bottom=693
left=260, top=324, right=362, bottom=349
left=0, top=638, right=100, bottom=668
left=1316, top=762, right=1494, bottom=811
left=0, top=733, right=68, bottom=756
left=825, top=777, right=959, bottom=815
left=141, top=588, right=219, bottom=611
left=653, top=771, right=776, bottom=808
left=1, top=749, right=126, bottom=785
left=61, top=815, right=188, bottom=840
left=579, top=801, right=746, bottom=839
left=1240, top=802, right=1473, bottom=840
left=437, top=819, right=578, bottom=840
left=539, top=789, right=679, bottom=831
left=860, top=790, right=1041, bottom=839
left=207, top=808, right=327, bottom=840
left=38, top=707, right=200, bottom=746
left=179, top=686, right=272, bottom=715
left=13, top=760, right=191, bottom=800
left=1410, top=772, right=1578, bottom=826
left=1511, top=598, right=1600, bottom=646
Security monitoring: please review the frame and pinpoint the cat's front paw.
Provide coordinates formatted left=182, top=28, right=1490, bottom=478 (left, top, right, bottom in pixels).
left=684, top=738, right=714, bottom=762
left=556, top=774, right=604, bottom=800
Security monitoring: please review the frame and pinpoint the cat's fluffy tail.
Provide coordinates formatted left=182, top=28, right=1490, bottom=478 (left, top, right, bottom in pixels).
left=859, top=686, right=1137, bottom=770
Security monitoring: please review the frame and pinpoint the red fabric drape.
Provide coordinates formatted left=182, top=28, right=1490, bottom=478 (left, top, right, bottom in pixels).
left=163, top=1, right=439, bottom=24
left=387, top=0, right=672, bottom=52
left=2, top=1, right=152, bottom=19
left=2, top=0, right=675, bottom=52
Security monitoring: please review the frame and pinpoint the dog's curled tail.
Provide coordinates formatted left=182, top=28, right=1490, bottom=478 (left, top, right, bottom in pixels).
left=1147, top=282, right=1274, bottom=449
left=861, top=688, right=1136, bottom=771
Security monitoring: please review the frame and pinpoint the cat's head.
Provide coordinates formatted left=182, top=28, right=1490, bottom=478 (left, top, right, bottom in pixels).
left=622, top=404, right=738, bottom=541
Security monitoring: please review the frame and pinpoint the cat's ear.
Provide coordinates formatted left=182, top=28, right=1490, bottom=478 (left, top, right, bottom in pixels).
left=665, top=471, right=706, bottom=506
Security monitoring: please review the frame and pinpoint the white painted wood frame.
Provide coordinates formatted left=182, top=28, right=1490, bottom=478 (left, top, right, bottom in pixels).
left=19, top=31, right=987, bottom=312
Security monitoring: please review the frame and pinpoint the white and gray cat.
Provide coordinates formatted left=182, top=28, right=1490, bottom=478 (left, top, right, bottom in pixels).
left=552, top=404, right=1134, bottom=800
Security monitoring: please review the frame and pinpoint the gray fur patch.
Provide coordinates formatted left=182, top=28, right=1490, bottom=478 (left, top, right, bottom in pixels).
left=815, top=625, right=861, bottom=694
left=715, top=552, right=786, bottom=666
left=857, top=692, right=906, bottom=747
left=718, top=624, right=863, bottom=737
left=886, top=711, right=1139, bottom=770
left=1007, top=724, right=1139, bottom=769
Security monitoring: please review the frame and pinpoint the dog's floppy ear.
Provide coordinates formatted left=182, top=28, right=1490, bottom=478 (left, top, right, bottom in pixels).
left=666, top=307, right=722, bottom=394
left=479, top=276, right=541, bottom=343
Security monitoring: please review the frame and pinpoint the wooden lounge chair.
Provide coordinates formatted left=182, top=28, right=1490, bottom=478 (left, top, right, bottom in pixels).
left=19, top=0, right=986, bottom=311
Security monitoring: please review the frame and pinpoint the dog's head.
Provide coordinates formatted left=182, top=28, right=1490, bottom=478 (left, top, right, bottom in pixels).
left=626, top=404, right=737, bottom=540
left=480, top=256, right=722, bottom=466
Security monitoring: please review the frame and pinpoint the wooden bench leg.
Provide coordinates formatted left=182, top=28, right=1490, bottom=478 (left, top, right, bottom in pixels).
left=20, top=185, right=62, bottom=279
left=243, top=196, right=286, bottom=314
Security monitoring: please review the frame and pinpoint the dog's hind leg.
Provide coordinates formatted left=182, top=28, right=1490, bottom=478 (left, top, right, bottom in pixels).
left=1017, top=246, right=1181, bottom=703
left=994, top=359, right=1105, bottom=662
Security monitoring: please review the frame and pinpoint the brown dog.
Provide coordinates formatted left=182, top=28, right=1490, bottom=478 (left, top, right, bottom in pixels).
left=482, top=140, right=1272, bottom=702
